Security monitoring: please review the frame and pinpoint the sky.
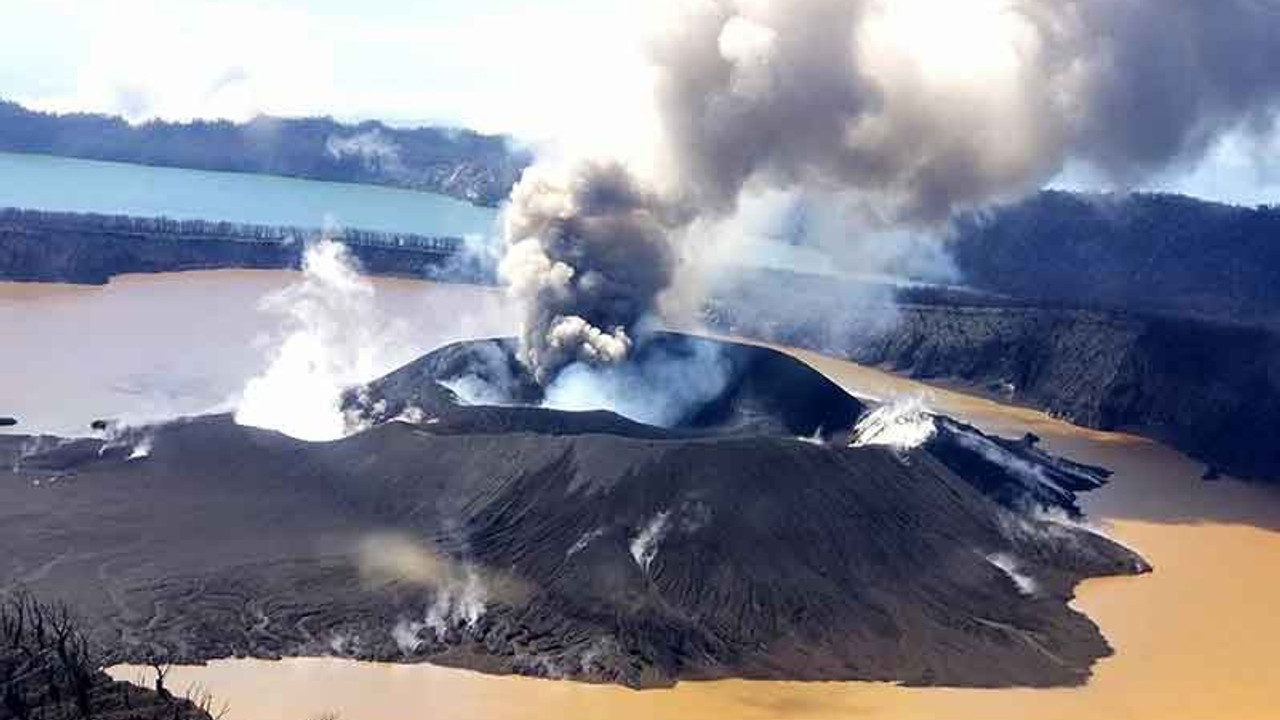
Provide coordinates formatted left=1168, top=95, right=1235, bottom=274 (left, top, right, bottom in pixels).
left=2, top=0, right=1277, bottom=207
left=1, top=0, right=653, bottom=143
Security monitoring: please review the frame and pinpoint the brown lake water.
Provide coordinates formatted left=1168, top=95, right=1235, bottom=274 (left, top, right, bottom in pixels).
left=3, top=271, right=1277, bottom=719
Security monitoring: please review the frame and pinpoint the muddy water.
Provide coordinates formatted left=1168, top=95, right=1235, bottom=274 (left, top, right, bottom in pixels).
left=5, top=273, right=1277, bottom=719
left=109, top=396, right=1280, bottom=720
left=0, top=271, right=512, bottom=436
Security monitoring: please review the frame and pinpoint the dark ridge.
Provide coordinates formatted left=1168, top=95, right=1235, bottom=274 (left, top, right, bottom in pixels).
left=0, top=336, right=1146, bottom=690
left=0, top=99, right=530, bottom=206
left=856, top=308, right=1280, bottom=483
left=707, top=279, right=1280, bottom=483
left=717, top=190, right=1280, bottom=328
left=350, top=336, right=1114, bottom=515
left=951, top=190, right=1280, bottom=327
left=925, top=417, right=1111, bottom=517
left=348, top=333, right=866, bottom=442
left=0, top=417, right=16, bottom=428
left=0, top=207, right=491, bottom=285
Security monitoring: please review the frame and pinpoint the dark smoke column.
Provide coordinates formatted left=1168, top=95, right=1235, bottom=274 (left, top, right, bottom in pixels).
left=500, top=161, right=682, bottom=384
left=500, top=0, right=1280, bottom=383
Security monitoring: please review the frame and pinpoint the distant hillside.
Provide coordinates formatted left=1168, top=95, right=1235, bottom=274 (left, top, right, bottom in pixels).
left=0, top=100, right=531, bottom=206
left=707, top=284, right=1280, bottom=483
left=951, top=191, right=1280, bottom=326
left=0, top=207, right=487, bottom=285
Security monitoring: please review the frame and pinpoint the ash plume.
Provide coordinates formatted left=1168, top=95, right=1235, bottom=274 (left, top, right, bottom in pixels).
left=500, top=161, right=683, bottom=383
left=501, top=0, right=1280, bottom=385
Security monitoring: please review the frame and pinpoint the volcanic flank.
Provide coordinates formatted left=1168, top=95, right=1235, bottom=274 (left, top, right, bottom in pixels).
left=0, top=334, right=1147, bottom=689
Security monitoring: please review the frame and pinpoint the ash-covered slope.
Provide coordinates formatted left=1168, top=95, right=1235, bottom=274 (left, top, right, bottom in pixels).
left=351, top=334, right=1112, bottom=515
left=347, top=333, right=867, bottom=442
left=0, top=337, right=1146, bottom=689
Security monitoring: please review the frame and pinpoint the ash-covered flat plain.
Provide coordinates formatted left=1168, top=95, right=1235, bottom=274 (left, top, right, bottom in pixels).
left=0, top=334, right=1147, bottom=689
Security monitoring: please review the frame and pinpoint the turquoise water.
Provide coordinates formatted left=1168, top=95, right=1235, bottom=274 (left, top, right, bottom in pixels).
left=0, top=151, right=500, bottom=236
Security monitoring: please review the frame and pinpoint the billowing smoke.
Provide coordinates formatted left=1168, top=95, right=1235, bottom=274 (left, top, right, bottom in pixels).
left=500, top=161, right=683, bottom=383
left=649, top=0, right=1280, bottom=218
left=502, top=0, right=1280, bottom=382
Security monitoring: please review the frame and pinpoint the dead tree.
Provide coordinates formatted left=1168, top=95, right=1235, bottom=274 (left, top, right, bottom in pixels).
left=150, top=660, right=174, bottom=701
left=1, top=590, right=100, bottom=720
left=185, top=685, right=230, bottom=720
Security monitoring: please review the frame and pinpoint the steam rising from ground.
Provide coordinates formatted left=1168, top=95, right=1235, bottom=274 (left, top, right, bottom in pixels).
left=630, top=510, right=671, bottom=574
left=949, top=425, right=1070, bottom=497
left=357, top=533, right=531, bottom=646
left=851, top=396, right=936, bottom=450
left=502, top=0, right=1280, bottom=383
left=541, top=338, right=733, bottom=427
left=987, top=552, right=1039, bottom=596
left=235, top=240, right=410, bottom=441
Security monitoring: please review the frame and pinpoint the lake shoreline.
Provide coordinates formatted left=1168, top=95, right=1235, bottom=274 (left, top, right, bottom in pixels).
left=106, top=344, right=1280, bottom=720
left=3, top=270, right=1277, bottom=718
left=0, top=206, right=486, bottom=285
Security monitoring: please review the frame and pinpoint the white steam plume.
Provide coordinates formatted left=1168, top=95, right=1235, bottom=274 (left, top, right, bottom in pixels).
left=630, top=510, right=671, bottom=574
left=358, top=533, right=530, bottom=646
left=540, top=336, right=733, bottom=427
left=326, top=128, right=403, bottom=174
left=501, top=0, right=1280, bottom=383
left=986, top=552, right=1039, bottom=596
left=851, top=396, right=937, bottom=450
left=235, top=240, right=408, bottom=441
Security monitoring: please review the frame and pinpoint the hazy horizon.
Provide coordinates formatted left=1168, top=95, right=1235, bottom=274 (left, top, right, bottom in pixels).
left=4, top=0, right=1278, bottom=208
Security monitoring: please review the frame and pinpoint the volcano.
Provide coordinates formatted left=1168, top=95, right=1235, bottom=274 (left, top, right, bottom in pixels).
left=0, top=334, right=1146, bottom=689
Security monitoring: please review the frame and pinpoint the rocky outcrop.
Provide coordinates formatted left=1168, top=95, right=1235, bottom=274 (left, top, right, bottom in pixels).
left=0, top=208, right=482, bottom=285
left=0, top=336, right=1146, bottom=690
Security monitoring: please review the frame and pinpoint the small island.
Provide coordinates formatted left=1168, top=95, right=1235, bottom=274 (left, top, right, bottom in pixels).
left=0, top=335, right=1148, bottom=690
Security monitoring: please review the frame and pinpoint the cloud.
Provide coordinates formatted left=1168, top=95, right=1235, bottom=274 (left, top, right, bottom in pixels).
left=7, top=0, right=656, bottom=141
left=499, top=0, right=1280, bottom=380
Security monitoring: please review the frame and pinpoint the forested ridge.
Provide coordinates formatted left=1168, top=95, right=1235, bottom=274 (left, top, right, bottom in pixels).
left=0, top=100, right=530, bottom=206
left=951, top=191, right=1280, bottom=326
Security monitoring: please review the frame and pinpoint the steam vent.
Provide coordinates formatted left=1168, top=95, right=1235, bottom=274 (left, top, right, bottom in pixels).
left=0, top=334, right=1147, bottom=689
